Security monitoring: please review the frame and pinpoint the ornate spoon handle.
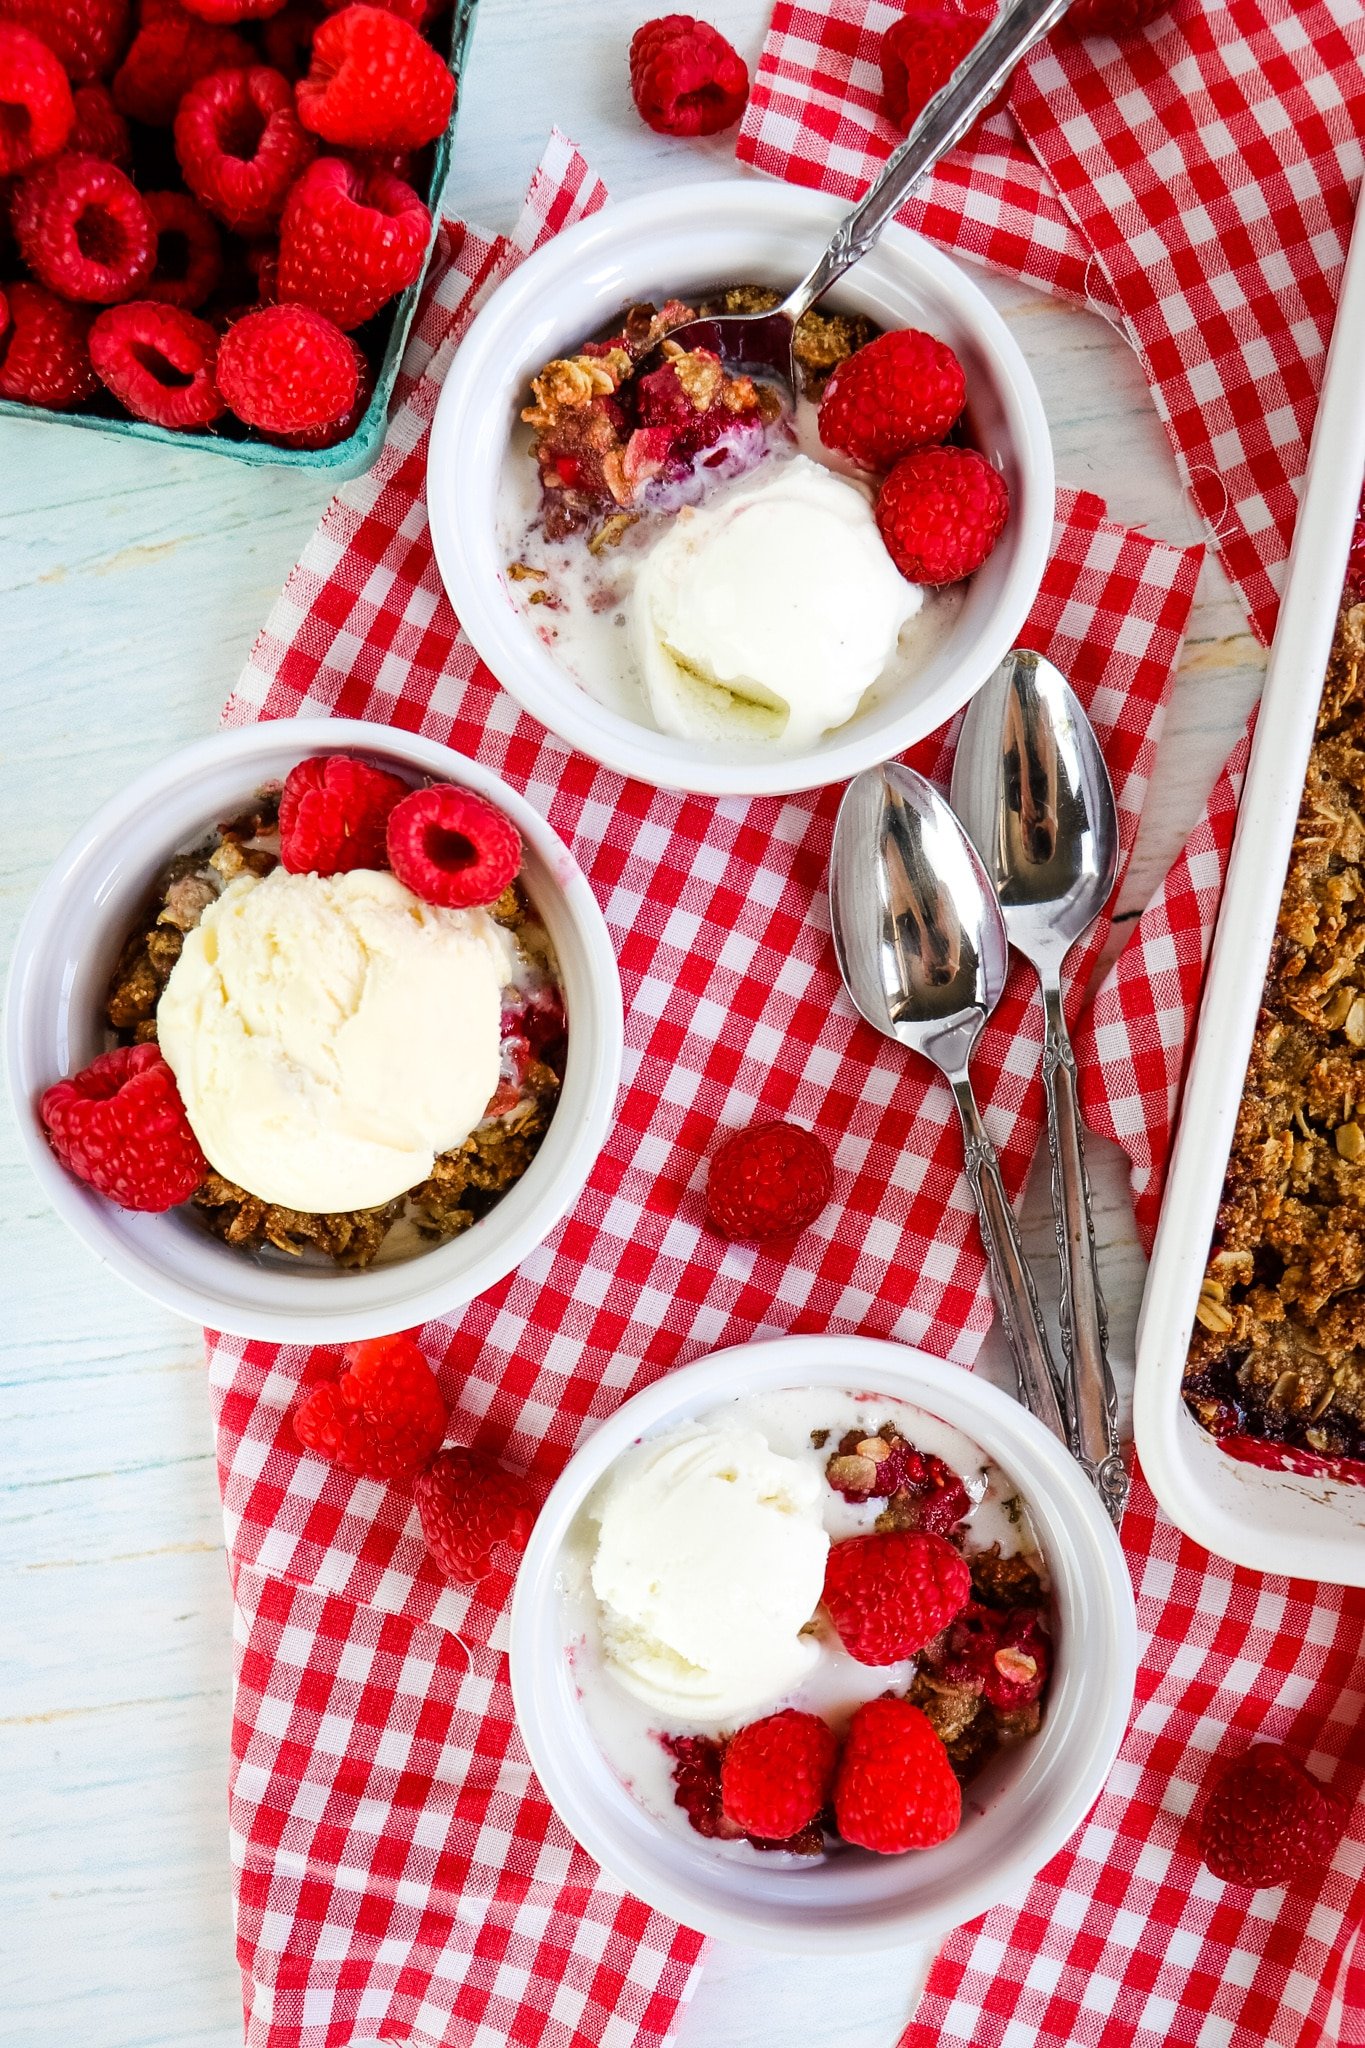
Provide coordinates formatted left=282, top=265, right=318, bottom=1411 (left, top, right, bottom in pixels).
left=785, top=0, right=1074, bottom=322
left=1041, top=982, right=1129, bottom=1524
left=950, top=1073, right=1069, bottom=1447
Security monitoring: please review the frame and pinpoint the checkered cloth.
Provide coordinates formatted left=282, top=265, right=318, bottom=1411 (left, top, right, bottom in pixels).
left=208, top=135, right=1206, bottom=2047
left=737, top=0, right=1365, bottom=647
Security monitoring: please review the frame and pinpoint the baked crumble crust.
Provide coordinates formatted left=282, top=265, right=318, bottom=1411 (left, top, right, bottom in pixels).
left=1185, top=596, right=1365, bottom=1458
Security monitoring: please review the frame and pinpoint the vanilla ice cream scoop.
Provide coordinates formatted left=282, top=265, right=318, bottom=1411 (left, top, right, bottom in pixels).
left=157, top=866, right=514, bottom=1213
left=589, top=1421, right=829, bottom=1721
left=631, top=455, right=922, bottom=750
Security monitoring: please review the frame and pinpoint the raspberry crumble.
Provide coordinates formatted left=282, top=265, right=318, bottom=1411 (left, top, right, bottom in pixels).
left=1185, top=592, right=1365, bottom=1470
left=502, top=287, right=1005, bottom=750
left=562, top=1388, right=1052, bottom=1861
left=56, top=759, right=565, bottom=1268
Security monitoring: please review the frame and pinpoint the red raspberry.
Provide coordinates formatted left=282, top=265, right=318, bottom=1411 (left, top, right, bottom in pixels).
left=0, top=287, right=8, bottom=344
left=13, top=152, right=154, bottom=300
left=0, top=23, right=73, bottom=175
left=292, top=1333, right=447, bottom=1481
left=320, top=0, right=436, bottom=20
left=278, top=156, right=429, bottom=330
left=939, top=1600, right=1052, bottom=1711
left=818, top=328, right=966, bottom=471
left=721, top=1710, right=838, bottom=1841
left=822, top=1529, right=971, bottom=1665
left=0, top=278, right=95, bottom=403
left=264, top=354, right=372, bottom=448
left=297, top=5, right=454, bottom=151
left=112, top=9, right=252, bottom=126
left=143, top=188, right=222, bottom=307
left=39, top=1043, right=208, bottom=1212
left=68, top=81, right=131, bottom=165
left=629, top=14, right=748, bottom=137
left=414, top=1445, right=536, bottom=1582
left=215, top=300, right=359, bottom=431
left=175, top=65, right=314, bottom=233
left=875, top=445, right=1009, bottom=585
left=0, top=0, right=130, bottom=84
left=881, top=4, right=998, bottom=132
left=179, top=0, right=287, bottom=18
left=1195, top=1744, right=1347, bottom=1888
left=834, top=1696, right=961, bottom=1853
left=386, top=784, right=522, bottom=910
left=1067, top=0, right=1168, bottom=33
left=704, top=1120, right=833, bottom=1241
left=278, top=751, right=409, bottom=874
left=89, top=299, right=222, bottom=426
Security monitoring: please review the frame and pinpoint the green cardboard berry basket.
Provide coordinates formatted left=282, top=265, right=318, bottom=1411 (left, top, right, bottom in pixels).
left=0, top=0, right=478, bottom=479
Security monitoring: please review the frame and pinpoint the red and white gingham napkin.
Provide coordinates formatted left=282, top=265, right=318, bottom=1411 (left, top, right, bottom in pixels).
left=737, top=0, right=1365, bottom=646
left=208, top=135, right=1212, bottom=2047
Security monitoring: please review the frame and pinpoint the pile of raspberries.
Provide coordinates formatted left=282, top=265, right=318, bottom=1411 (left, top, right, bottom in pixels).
left=0, top=0, right=456, bottom=442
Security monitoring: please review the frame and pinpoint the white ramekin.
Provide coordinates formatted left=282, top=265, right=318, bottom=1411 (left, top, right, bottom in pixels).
left=5, top=718, right=623, bottom=1342
left=427, top=180, right=1054, bottom=799
left=510, top=1333, right=1136, bottom=1952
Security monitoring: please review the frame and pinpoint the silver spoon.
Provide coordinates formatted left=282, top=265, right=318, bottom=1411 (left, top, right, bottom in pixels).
left=655, top=0, right=1073, bottom=387
left=830, top=761, right=1068, bottom=1445
left=951, top=649, right=1128, bottom=1524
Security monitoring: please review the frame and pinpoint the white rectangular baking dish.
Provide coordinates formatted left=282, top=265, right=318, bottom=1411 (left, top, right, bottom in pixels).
left=1133, top=200, right=1365, bottom=1584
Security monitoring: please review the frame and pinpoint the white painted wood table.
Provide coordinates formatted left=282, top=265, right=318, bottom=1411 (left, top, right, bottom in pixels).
left=0, top=2, right=1267, bottom=2042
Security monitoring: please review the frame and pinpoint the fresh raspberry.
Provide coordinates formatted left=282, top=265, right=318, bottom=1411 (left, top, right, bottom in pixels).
left=0, top=277, right=95, bottom=403
left=89, top=300, right=223, bottom=426
left=721, top=1710, right=838, bottom=1841
left=320, top=0, right=436, bottom=20
left=292, top=1332, right=447, bottom=1481
left=277, top=155, right=429, bottom=329
left=822, top=1529, right=971, bottom=1665
left=278, top=751, right=409, bottom=874
left=215, top=300, right=358, bottom=431
left=297, top=5, right=454, bottom=150
left=414, top=1445, right=536, bottom=1582
left=67, top=81, right=131, bottom=164
left=1195, top=1744, right=1347, bottom=1888
left=834, top=1696, right=961, bottom=1853
left=386, top=784, right=522, bottom=910
left=881, top=4, right=997, bottom=132
left=1066, top=0, right=1168, bottom=34
left=704, top=1120, right=834, bottom=1241
left=39, top=1043, right=208, bottom=1212
left=143, top=188, right=221, bottom=307
left=264, top=354, right=371, bottom=448
left=0, top=23, right=73, bottom=175
left=0, top=0, right=130, bottom=84
left=664, top=1733, right=827, bottom=1853
left=13, top=152, right=154, bottom=300
left=112, top=8, right=252, bottom=126
left=175, top=65, right=314, bottom=233
left=178, top=0, right=287, bottom=19
left=818, top=328, right=966, bottom=471
left=938, top=1600, right=1052, bottom=1712
left=628, top=14, right=748, bottom=138
left=875, top=445, right=1009, bottom=585
left=824, top=1426, right=971, bottom=1536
